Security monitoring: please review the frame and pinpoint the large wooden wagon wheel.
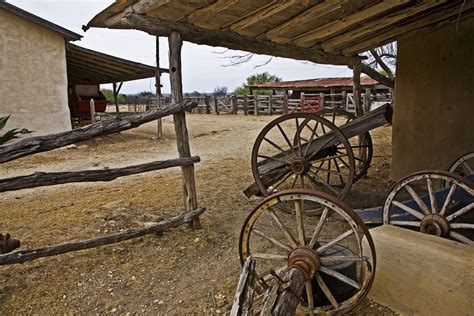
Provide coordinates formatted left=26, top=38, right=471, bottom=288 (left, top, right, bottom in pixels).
left=383, top=170, right=474, bottom=245
left=239, top=189, right=376, bottom=314
left=251, top=113, right=355, bottom=200
left=448, top=152, right=474, bottom=178
left=315, top=109, right=373, bottom=183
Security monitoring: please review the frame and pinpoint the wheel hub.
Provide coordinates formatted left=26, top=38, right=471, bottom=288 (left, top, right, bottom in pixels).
left=288, top=247, right=320, bottom=281
left=420, top=214, right=450, bottom=237
left=291, top=157, right=310, bottom=175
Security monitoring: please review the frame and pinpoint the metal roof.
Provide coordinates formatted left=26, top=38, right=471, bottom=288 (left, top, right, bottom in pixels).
left=0, top=0, right=82, bottom=41
left=249, top=77, right=382, bottom=90
left=66, top=44, right=169, bottom=85
left=85, top=0, right=473, bottom=66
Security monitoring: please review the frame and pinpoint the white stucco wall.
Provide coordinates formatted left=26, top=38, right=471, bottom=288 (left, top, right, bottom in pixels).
left=0, top=10, right=71, bottom=137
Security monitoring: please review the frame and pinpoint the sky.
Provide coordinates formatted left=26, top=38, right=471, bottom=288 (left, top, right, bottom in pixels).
left=8, top=0, right=354, bottom=94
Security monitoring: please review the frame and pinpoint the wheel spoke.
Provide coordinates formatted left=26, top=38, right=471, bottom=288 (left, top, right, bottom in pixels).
left=271, top=171, right=294, bottom=192
left=315, top=272, right=339, bottom=309
left=405, top=184, right=430, bottom=215
left=305, top=281, right=315, bottom=316
left=319, top=266, right=360, bottom=290
left=276, top=123, right=297, bottom=157
left=251, top=253, right=287, bottom=260
left=333, top=159, right=345, bottom=185
left=389, top=220, right=421, bottom=227
left=426, top=178, right=438, bottom=213
left=309, top=207, right=329, bottom=248
left=295, top=118, right=302, bottom=156
left=450, top=223, right=474, bottom=229
left=446, top=203, right=474, bottom=222
left=268, top=209, right=298, bottom=248
left=327, top=159, right=332, bottom=184
left=392, top=200, right=424, bottom=220
left=294, top=200, right=306, bottom=246
left=290, top=174, right=298, bottom=189
left=337, top=156, right=350, bottom=169
left=303, top=121, right=319, bottom=157
left=307, top=170, right=340, bottom=195
left=462, top=161, right=473, bottom=174
left=263, top=137, right=293, bottom=160
left=439, top=183, right=457, bottom=216
left=449, top=231, right=474, bottom=245
left=253, top=228, right=292, bottom=252
left=317, top=230, right=353, bottom=254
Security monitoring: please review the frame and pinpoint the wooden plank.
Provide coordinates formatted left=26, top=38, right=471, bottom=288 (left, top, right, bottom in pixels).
left=265, top=0, right=345, bottom=43
left=156, top=36, right=163, bottom=139
left=117, top=14, right=360, bottom=66
left=321, top=0, right=449, bottom=52
left=343, top=1, right=474, bottom=55
left=243, top=95, right=248, bottom=116
left=293, top=0, right=412, bottom=47
left=0, top=157, right=200, bottom=193
left=230, top=257, right=257, bottom=316
left=169, top=31, right=200, bottom=229
left=0, top=101, right=196, bottom=164
left=353, top=62, right=363, bottom=116
left=0, top=207, right=206, bottom=266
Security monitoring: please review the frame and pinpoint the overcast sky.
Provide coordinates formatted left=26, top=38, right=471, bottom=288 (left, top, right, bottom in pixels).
left=9, top=0, right=353, bottom=94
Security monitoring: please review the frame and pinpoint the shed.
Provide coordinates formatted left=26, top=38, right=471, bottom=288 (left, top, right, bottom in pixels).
left=86, top=0, right=474, bottom=178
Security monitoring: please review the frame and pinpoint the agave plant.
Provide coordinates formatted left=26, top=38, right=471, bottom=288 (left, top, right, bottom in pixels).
left=0, top=115, right=21, bottom=145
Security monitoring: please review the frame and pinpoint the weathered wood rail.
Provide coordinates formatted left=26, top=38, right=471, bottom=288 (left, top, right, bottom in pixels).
left=0, top=157, right=200, bottom=193
left=0, top=101, right=197, bottom=163
left=0, top=207, right=205, bottom=266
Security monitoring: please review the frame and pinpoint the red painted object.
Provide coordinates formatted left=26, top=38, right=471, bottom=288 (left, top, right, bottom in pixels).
left=72, top=91, right=107, bottom=118
left=300, top=95, right=320, bottom=112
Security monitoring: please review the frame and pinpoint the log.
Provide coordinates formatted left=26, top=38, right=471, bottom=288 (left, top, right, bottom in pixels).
left=271, top=269, right=305, bottom=316
left=0, top=101, right=197, bottom=164
left=169, top=31, right=200, bottom=229
left=230, top=257, right=257, bottom=316
left=0, top=156, right=200, bottom=193
left=0, top=207, right=206, bottom=266
left=244, top=104, right=392, bottom=197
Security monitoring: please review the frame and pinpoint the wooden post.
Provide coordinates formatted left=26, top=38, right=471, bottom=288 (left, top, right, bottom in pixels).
left=89, top=98, right=97, bottom=148
left=364, top=88, right=371, bottom=113
left=112, top=82, right=120, bottom=113
left=156, top=36, right=163, bottom=139
left=205, top=96, right=210, bottom=114
left=254, top=95, right=259, bottom=116
left=341, top=91, right=347, bottom=111
left=214, top=95, right=219, bottom=115
left=268, top=94, right=273, bottom=115
left=283, top=90, right=289, bottom=114
left=243, top=95, right=248, bottom=116
left=319, top=92, right=325, bottom=109
left=169, top=31, right=200, bottom=229
left=353, top=62, right=363, bottom=117
left=232, top=95, right=238, bottom=114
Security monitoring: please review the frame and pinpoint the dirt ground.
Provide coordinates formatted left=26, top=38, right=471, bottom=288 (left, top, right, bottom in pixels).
left=0, top=113, right=396, bottom=315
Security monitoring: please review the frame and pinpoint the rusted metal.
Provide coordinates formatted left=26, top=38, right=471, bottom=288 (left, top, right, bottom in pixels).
left=287, top=247, right=320, bottom=281
left=420, top=214, right=450, bottom=237
left=0, top=233, right=20, bottom=254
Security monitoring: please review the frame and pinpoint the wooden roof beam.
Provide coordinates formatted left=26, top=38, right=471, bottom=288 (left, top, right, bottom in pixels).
left=111, top=13, right=360, bottom=66
left=293, top=0, right=412, bottom=47
left=343, top=1, right=474, bottom=54
left=320, top=0, right=450, bottom=52
left=265, top=0, right=345, bottom=43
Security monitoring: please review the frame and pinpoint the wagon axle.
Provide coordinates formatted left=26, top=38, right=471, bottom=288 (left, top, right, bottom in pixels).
left=420, top=214, right=450, bottom=237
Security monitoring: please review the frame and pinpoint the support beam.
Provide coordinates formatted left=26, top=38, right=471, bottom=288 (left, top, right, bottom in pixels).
left=114, top=13, right=359, bottom=66
left=0, top=101, right=197, bottom=164
left=112, top=82, right=123, bottom=113
left=169, top=31, right=200, bottom=229
left=353, top=62, right=363, bottom=117
left=0, top=157, right=200, bottom=193
left=156, top=36, right=163, bottom=139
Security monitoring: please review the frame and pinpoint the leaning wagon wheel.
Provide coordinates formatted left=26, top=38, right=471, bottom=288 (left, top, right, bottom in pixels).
left=251, top=113, right=355, bottom=200
left=315, top=109, right=373, bottom=183
left=383, top=170, right=474, bottom=245
left=239, top=189, right=376, bottom=314
left=448, top=152, right=474, bottom=178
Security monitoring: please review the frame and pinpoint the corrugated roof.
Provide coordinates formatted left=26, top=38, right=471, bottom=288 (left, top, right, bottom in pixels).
left=248, top=77, right=381, bottom=90
left=0, top=0, right=82, bottom=41
left=66, top=44, right=168, bottom=85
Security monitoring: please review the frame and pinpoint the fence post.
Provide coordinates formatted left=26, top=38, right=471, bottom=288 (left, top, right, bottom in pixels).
left=232, top=95, right=238, bottom=114
left=254, top=95, right=258, bottom=116
left=341, top=91, right=347, bottom=111
left=205, top=96, right=210, bottom=114
left=214, top=96, right=219, bottom=115
left=319, top=93, right=325, bottom=109
left=283, top=91, right=289, bottom=114
left=364, top=88, right=371, bottom=113
left=268, top=94, right=273, bottom=116
left=243, top=95, right=248, bottom=116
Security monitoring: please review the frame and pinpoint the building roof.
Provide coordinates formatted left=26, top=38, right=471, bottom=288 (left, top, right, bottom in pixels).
left=0, top=0, right=82, bottom=41
left=85, top=1, right=473, bottom=66
left=249, top=77, right=382, bottom=90
left=66, top=44, right=168, bottom=85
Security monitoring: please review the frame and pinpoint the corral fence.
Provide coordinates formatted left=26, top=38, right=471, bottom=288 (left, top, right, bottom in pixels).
left=0, top=101, right=204, bottom=265
left=118, top=91, right=391, bottom=116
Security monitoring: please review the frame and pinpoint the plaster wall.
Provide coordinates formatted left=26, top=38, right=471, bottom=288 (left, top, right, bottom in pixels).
left=0, top=10, right=71, bottom=137
left=391, top=17, right=474, bottom=179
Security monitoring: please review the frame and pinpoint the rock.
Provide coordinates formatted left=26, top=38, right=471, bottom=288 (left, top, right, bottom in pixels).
left=111, top=308, right=117, bottom=313
left=194, top=237, right=200, bottom=243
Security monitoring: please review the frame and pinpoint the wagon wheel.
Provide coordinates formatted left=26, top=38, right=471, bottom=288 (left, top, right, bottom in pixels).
left=239, top=189, right=376, bottom=314
left=448, top=152, right=474, bottom=178
left=383, top=170, right=474, bottom=245
left=315, top=109, right=373, bottom=183
left=251, top=113, right=355, bottom=200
